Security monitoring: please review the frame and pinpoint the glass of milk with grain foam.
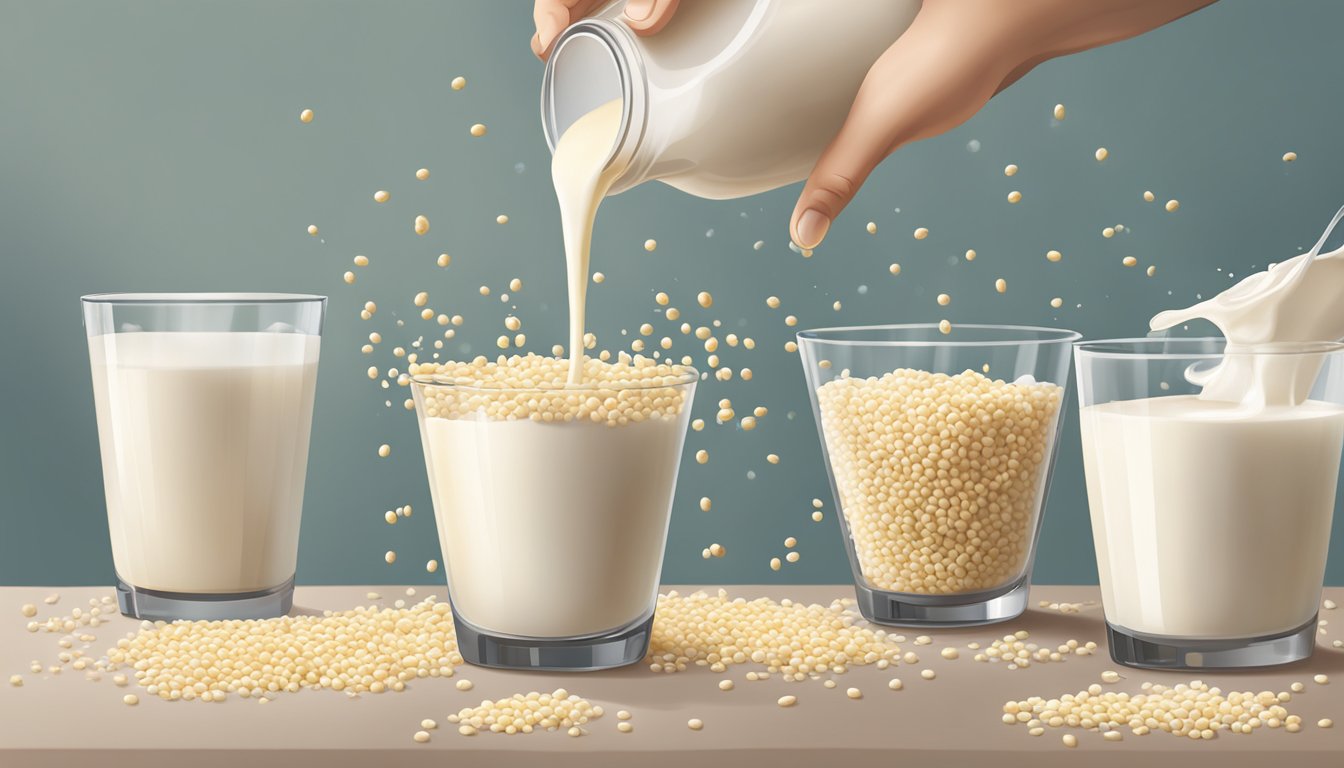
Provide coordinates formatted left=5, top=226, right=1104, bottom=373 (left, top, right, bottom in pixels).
left=411, top=365, right=697, bottom=671
left=83, top=293, right=324, bottom=621
left=1076, top=338, right=1344, bottom=669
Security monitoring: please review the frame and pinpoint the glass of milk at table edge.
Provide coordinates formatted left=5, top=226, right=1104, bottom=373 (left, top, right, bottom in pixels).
left=83, top=294, right=324, bottom=622
left=1076, top=338, right=1344, bottom=670
left=541, top=0, right=921, bottom=198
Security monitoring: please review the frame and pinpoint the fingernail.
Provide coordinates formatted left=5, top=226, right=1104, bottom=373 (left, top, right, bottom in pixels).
left=624, top=0, right=655, bottom=22
left=795, top=209, right=830, bottom=249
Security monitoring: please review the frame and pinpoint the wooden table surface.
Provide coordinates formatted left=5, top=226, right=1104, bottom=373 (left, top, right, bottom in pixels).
left=2, top=585, right=1341, bottom=767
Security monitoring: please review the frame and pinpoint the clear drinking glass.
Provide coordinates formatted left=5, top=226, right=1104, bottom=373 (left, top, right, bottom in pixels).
left=1076, top=338, right=1344, bottom=668
left=82, top=293, right=325, bottom=620
left=411, top=369, right=696, bottom=671
left=798, top=324, right=1079, bottom=626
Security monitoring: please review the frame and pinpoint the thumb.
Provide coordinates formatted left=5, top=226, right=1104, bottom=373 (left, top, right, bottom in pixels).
left=624, top=0, right=680, bottom=35
left=789, top=111, right=890, bottom=251
left=532, top=2, right=570, bottom=60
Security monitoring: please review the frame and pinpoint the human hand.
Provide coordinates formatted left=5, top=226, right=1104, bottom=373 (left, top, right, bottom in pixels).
left=531, top=0, right=680, bottom=60
left=788, top=0, right=1217, bottom=249
left=530, top=0, right=1216, bottom=250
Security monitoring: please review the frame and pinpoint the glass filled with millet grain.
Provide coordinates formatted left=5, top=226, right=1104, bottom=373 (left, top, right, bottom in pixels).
left=799, top=324, right=1079, bottom=627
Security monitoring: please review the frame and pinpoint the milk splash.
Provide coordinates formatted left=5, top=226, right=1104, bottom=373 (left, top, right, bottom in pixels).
left=1150, top=205, right=1344, bottom=407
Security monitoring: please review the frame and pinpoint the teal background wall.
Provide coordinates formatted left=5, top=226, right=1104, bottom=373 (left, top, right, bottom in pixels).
left=3, top=0, right=1344, bottom=587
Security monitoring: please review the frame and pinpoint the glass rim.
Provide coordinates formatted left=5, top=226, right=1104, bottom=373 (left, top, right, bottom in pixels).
left=797, top=323, right=1082, bottom=348
left=80, top=292, right=326, bottom=305
left=1075, top=337, right=1344, bottom=359
left=411, top=365, right=700, bottom=392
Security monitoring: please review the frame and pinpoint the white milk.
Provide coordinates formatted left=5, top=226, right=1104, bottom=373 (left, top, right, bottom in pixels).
left=422, top=416, right=684, bottom=638
left=89, top=331, right=319, bottom=594
left=1083, top=207, right=1344, bottom=639
left=1081, top=395, right=1344, bottom=638
left=1150, top=207, right=1344, bottom=407
left=552, top=98, right=624, bottom=384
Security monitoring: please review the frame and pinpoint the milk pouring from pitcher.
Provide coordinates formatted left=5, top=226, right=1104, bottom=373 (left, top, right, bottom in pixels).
left=541, top=0, right=922, bottom=200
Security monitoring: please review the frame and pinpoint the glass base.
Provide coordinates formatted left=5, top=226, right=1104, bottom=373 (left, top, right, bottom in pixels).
left=115, top=575, right=294, bottom=621
left=852, top=576, right=1029, bottom=628
left=1106, top=615, right=1318, bottom=669
left=452, top=608, right=653, bottom=672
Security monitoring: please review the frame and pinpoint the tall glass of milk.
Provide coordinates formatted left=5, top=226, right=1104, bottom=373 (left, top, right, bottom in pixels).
left=799, top=324, right=1079, bottom=627
left=1076, top=338, right=1344, bottom=668
left=411, top=364, right=697, bottom=671
left=82, top=293, right=324, bottom=621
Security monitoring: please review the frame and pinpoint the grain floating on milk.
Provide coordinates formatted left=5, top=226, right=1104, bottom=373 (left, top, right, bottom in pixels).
left=409, top=354, right=691, bottom=425
left=814, top=369, right=1062, bottom=593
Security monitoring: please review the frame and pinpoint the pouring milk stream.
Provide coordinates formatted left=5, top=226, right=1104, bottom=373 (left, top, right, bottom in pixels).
left=544, top=0, right=921, bottom=381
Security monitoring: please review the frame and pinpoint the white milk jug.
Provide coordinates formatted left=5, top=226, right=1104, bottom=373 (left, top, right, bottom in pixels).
left=541, top=0, right=922, bottom=199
